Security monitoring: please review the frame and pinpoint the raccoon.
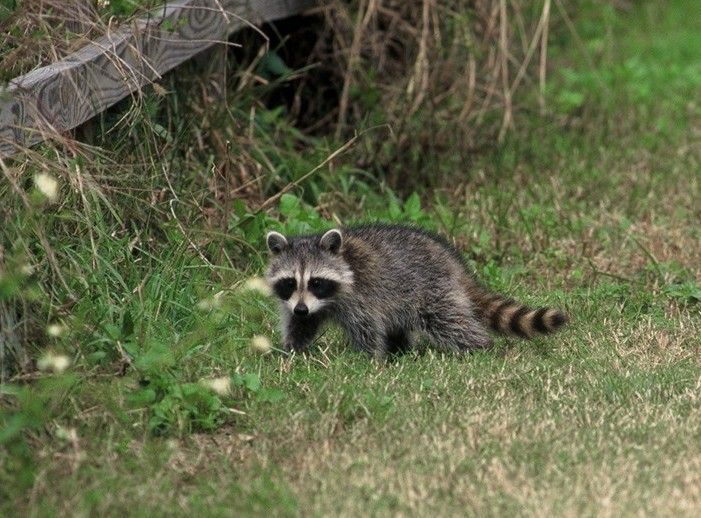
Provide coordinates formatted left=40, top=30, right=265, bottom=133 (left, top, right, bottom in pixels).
left=265, top=224, right=567, bottom=358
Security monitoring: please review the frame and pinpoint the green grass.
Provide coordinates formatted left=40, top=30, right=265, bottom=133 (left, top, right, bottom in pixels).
left=2, top=0, right=701, bottom=515
left=0, top=1, right=167, bottom=82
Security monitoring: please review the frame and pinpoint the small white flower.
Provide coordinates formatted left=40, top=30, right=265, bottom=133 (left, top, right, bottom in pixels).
left=20, top=263, right=34, bottom=276
left=200, top=376, right=231, bottom=396
left=47, top=323, right=65, bottom=337
left=196, top=291, right=224, bottom=311
left=196, top=299, right=214, bottom=311
left=251, top=335, right=272, bottom=355
left=55, top=425, right=78, bottom=442
left=34, top=173, right=59, bottom=202
left=37, top=353, right=71, bottom=373
left=241, top=277, right=272, bottom=296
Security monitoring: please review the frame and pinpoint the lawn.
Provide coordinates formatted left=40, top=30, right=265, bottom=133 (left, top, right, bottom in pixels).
left=1, top=1, right=700, bottom=516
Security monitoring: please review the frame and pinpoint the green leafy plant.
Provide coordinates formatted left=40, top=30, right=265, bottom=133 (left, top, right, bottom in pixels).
left=664, top=281, right=701, bottom=305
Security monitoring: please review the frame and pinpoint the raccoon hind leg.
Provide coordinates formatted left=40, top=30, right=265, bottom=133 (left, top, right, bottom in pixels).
left=422, top=299, right=492, bottom=353
left=385, top=329, right=411, bottom=357
left=339, top=313, right=387, bottom=359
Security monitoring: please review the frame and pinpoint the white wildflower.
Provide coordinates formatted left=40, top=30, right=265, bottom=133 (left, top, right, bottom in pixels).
left=241, top=276, right=272, bottom=296
left=196, top=291, right=224, bottom=311
left=34, top=173, right=59, bottom=202
left=251, top=335, right=272, bottom=355
left=20, top=263, right=34, bottom=276
left=55, top=425, right=78, bottom=442
left=200, top=376, right=231, bottom=396
left=47, top=323, right=65, bottom=337
left=196, top=299, right=214, bottom=311
left=37, top=353, right=71, bottom=373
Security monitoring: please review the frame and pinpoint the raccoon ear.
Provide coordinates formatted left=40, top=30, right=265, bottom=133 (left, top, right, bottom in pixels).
left=320, top=229, right=343, bottom=255
left=266, top=231, right=288, bottom=255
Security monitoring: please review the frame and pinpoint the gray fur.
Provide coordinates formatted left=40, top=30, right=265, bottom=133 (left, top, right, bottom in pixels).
left=265, top=223, right=566, bottom=358
left=266, top=231, right=288, bottom=255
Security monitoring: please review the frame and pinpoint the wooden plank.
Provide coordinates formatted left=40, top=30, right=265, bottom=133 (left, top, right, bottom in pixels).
left=0, top=0, right=316, bottom=157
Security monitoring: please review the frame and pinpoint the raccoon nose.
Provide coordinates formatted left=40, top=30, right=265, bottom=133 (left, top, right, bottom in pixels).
left=294, top=303, right=309, bottom=316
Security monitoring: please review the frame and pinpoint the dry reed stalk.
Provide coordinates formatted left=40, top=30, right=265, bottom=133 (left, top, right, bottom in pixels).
left=497, top=0, right=513, bottom=142
left=539, top=0, right=551, bottom=114
left=406, top=0, right=432, bottom=117
left=321, top=0, right=558, bottom=159
left=335, top=0, right=378, bottom=139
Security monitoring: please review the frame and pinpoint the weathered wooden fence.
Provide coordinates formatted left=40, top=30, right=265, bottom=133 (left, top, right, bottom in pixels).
left=0, top=0, right=316, bottom=157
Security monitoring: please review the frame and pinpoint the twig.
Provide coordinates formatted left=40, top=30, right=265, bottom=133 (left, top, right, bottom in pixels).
left=407, top=0, right=432, bottom=116
left=586, top=257, right=635, bottom=283
left=335, top=0, right=376, bottom=139
left=539, top=0, right=551, bottom=114
left=497, top=0, right=513, bottom=142
left=509, top=0, right=549, bottom=97
left=630, top=236, right=665, bottom=283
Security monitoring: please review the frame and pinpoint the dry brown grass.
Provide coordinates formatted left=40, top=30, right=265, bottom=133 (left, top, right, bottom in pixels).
left=1, top=1, right=103, bottom=80
left=309, top=0, right=556, bottom=179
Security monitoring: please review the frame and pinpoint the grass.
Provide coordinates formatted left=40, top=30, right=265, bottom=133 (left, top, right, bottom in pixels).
left=2, top=0, right=701, bottom=515
left=0, top=1, right=166, bottom=81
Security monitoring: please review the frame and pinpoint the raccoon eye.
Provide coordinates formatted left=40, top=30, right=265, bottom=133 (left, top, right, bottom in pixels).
left=308, top=277, right=338, bottom=299
left=273, top=278, right=296, bottom=300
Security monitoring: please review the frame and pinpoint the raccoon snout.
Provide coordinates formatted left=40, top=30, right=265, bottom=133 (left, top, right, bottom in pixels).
left=294, top=303, right=309, bottom=316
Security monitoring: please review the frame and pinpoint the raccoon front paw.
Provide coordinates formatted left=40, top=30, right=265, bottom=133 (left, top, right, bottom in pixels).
left=283, top=339, right=308, bottom=354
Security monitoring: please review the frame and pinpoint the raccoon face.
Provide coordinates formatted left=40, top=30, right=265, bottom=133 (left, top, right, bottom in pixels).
left=265, top=229, right=354, bottom=316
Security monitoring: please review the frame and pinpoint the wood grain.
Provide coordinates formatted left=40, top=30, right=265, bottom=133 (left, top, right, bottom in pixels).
left=0, top=0, right=316, bottom=157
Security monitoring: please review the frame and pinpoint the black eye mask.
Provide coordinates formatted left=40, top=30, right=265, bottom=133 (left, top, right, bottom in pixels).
left=273, top=278, right=296, bottom=300
left=308, top=277, right=339, bottom=299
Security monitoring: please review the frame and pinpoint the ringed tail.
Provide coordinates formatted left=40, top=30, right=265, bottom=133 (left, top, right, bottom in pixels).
left=474, top=289, right=568, bottom=338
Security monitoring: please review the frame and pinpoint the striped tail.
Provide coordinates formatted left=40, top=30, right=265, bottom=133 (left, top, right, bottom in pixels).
left=473, top=289, right=568, bottom=338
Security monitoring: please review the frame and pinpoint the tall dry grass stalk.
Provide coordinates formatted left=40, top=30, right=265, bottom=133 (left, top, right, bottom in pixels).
left=0, top=0, right=102, bottom=80
left=318, top=0, right=555, bottom=172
